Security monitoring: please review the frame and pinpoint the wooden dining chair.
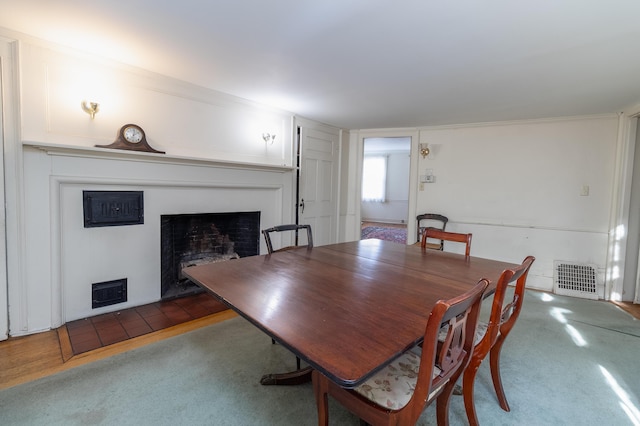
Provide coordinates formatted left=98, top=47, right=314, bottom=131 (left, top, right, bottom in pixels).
left=262, top=224, right=313, bottom=254
left=261, top=224, right=313, bottom=370
left=461, top=255, right=535, bottom=426
left=312, top=278, right=489, bottom=426
left=416, top=213, right=449, bottom=248
left=422, top=228, right=472, bottom=256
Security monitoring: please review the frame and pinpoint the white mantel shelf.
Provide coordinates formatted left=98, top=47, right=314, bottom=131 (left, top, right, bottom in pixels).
left=23, top=141, right=295, bottom=173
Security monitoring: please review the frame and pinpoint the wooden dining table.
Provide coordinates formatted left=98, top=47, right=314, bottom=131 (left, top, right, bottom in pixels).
left=182, top=239, right=517, bottom=389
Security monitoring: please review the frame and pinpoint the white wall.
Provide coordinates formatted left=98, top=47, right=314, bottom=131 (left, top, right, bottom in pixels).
left=415, top=115, right=619, bottom=293
left=22, top=147, right=291, bottom=328
left=348, top=116, right=620, bottom=295
left=1, top=27, right=633, bottom=336
left=7, top=35, right=301, bottom=336
left=18, top=41, right=293, bottom=166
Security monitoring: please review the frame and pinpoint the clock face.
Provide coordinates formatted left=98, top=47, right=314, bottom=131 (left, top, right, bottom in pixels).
left=123, top=126, right=143, bottom=143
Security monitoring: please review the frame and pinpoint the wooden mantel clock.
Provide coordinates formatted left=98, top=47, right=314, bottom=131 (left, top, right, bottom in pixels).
left=96, top=124, right=165, bottom=154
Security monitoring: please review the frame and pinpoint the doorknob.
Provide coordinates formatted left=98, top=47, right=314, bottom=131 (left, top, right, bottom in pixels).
left=300, top=198, right=305, bottom=214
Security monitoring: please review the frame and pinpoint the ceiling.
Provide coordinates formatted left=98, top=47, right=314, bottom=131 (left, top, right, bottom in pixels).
left=1, top=1, right=640, bottom=130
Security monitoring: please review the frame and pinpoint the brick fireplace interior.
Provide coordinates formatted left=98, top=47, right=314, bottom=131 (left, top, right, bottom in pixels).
left=160, top=211, right=261, bottom=300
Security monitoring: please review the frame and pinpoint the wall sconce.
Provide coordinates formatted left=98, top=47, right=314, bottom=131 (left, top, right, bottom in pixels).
left=262, top=133, right=276, bottom=145
left=81, top=100, right=100, bottom=119
left=419, top=143, right=430, bottom=159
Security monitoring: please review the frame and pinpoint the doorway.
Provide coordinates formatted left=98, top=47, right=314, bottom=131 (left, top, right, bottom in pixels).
left=360, top=137, right=411, bottom=244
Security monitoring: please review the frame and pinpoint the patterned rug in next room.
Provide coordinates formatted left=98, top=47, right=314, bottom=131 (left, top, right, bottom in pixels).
left=361, top=226, right=407, bottom=244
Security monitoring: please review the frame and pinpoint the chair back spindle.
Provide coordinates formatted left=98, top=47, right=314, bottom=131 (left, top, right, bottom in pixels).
left=313, top=278, right=489, bottom=426
left=416, top=213, right=448, bottom=248
left=462, top=255, right=535, bottom=426
left=262, top=224, right=313, bottom=254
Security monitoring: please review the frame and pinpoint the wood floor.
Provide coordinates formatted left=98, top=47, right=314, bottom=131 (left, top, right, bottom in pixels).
left=0, top=309, right=236, bottom=390
left=613, top=300, right=640, bottom=320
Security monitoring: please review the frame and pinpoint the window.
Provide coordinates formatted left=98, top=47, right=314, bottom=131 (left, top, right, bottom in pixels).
left=362, top=155, right=387, bottom=202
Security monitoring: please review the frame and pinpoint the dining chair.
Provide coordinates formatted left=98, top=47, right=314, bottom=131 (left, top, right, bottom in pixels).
left=261, top=223, right=313, bottom=370
left=422, top=228, right=472, bottom=256
left=416, top=213, right=449, bottom=248
left=312, top=278, right=489, bottom=426
left=262, top=224, right=313, bottom=254
left=461, top=255, right=535, bottom=426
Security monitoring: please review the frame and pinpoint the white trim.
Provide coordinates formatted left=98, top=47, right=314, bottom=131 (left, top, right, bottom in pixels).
left=24, top=141, right=294, bottom=173
left=0, top=40, right=13, bottom=340
left=2, top=39, right=26, bottom=338
left=606, top=106, right=640, bottom=302
left=357, top=113, right=619, bottom=133
left=48, top=174, right=286, bottom=328
left=454, top=220, right=608, bottom=235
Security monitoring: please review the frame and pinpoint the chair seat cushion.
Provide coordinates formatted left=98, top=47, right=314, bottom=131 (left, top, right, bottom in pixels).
left=354, top=348, right=443, bottom=410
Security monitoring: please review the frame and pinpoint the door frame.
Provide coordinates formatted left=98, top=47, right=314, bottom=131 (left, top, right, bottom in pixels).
left=607, top=107, right=640, bottom=303
left=0, top=38, right=20, bottom=340
left=630, top=115, right=640, bottom=304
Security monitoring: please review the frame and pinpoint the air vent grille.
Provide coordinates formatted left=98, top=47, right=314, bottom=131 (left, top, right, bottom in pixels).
left=553, top=261, right=598, bottom=300
left=92, top=278, right=127, bottom=308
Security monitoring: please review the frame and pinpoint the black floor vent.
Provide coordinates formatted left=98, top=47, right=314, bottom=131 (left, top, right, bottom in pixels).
left=92, top=278, right=128, bottom=309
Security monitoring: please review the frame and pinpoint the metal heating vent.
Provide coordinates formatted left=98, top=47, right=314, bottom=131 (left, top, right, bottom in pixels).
left=553, top=261, right=599, bottom=300
left=92, top=278, right=128, bottom=308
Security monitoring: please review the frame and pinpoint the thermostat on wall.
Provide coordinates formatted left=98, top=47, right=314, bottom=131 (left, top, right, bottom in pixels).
left=420, top=170, right=435, bottom=183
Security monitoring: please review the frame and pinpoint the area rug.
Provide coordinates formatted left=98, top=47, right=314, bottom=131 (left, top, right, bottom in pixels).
left=361, top=226, right=407, bottom=244
left=0, top=317, right=359, bottom=426
left=2, top=292, right=640, bottom=425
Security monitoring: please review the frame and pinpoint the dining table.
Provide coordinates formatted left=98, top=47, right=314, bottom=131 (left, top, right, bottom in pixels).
left=182, top=239, right=517, bottom=389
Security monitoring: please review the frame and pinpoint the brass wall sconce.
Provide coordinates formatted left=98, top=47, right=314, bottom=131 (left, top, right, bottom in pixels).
left=81, top=100, right=100, bottom=119
left=419, top=143, right=430, bottom=159
left=262, top=133, right=276, bottom=145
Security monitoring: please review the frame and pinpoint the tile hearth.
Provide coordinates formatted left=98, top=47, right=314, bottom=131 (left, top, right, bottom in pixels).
left=65, top=293, right=226, bottom=355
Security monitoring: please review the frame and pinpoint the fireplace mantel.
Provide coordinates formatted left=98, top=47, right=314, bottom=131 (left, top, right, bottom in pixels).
left=15, top=142, right=295, bottom=335
left=23, top=141, right=294, bottom=173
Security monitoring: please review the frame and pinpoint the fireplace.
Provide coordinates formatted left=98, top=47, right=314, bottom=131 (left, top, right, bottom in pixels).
left=160, top=211, right=261, bottom=299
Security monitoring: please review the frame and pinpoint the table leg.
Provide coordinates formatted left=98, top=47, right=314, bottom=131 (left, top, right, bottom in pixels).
left=260, top=366, right=313, bottom=385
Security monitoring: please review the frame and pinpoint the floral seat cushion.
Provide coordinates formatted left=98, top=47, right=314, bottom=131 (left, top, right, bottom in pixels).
left=354, top=348, right=444, bottom=410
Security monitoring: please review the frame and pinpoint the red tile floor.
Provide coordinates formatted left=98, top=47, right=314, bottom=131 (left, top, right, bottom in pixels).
left=65, top=292, right=227, bottom=355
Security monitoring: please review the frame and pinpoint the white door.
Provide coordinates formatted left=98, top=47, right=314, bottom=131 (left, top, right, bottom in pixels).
left=298, top=124, right=340, bottom=247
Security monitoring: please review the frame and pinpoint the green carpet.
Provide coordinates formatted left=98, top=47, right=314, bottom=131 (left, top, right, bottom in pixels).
left=1, top=290, right=639, bottom=425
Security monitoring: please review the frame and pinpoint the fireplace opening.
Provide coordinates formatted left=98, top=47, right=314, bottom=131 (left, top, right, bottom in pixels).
left=161, top=211, right=260, bottom=300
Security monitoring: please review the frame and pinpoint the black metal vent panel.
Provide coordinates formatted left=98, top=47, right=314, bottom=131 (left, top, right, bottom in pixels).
left=92, top=278, right=128, bottom=308
left=83, top=190, right=144, bottom=228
